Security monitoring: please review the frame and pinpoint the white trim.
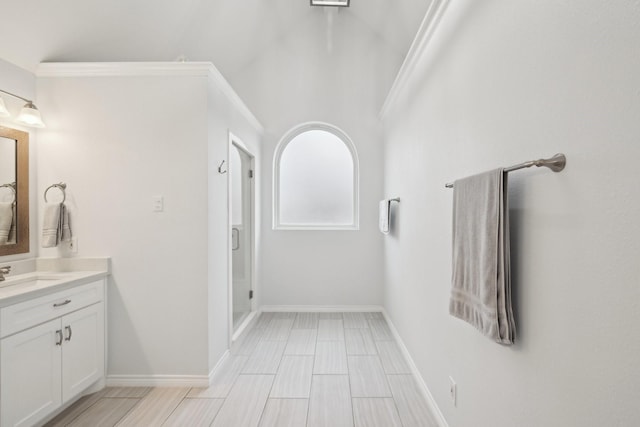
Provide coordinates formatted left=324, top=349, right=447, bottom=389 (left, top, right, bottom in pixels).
left=208, top=350, right=230, bottom=386
left=272, top=122, right=360, bottom=230
left=106, top=374, right=210, bottom=388
left=207, top=69, right=263, bottom=133
left=232, top=311, right=259, bottom=342
left=381, top=309, right=449, bottom=427
left=36, top=62, right=214, bottom=77
left=105, top=349, right=229, bottom=388
left=35, top=62, right=263, bottom=132
left=379, top=0, right=451, bottom=119
left=260, top=305, right=383, bottom=313
left=274, top=225, right=359, bottom=231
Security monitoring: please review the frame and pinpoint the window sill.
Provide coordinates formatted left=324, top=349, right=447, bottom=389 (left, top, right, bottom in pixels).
left=273, top=224, right=359, bottom=231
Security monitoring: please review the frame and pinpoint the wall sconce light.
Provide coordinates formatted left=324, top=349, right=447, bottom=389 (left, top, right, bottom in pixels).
left=0, top=89, right=46, bottom=128
left=310, top=0, right=350, bottom=7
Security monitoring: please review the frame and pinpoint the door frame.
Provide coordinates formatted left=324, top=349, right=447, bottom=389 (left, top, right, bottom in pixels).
left=227, top=131, right=257, bottom=344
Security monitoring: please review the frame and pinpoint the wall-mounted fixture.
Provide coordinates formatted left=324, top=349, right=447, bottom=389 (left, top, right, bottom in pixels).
left=310, top=0, right=350, bottom=7
left=0, top=89, right=46, bottom=128
left=218, top=160, right=227, bottom=174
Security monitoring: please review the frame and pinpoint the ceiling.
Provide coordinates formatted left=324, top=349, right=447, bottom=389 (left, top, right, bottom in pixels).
left=0, top=0, right=432, bottom=117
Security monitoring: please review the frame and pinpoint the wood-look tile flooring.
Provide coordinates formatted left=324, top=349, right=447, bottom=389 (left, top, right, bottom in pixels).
left=46, top=312, right=437, bottom=427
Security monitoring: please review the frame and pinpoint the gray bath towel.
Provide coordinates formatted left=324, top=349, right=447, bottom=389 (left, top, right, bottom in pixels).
left=449, top=168, right=515, bottom=344
left=60, top=204, right=72, bottom=242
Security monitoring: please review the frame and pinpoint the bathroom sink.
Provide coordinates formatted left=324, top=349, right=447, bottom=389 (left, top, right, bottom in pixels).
left=0, top=260, right=109, bottom=307
left=0, top=272, right=77, bottom=289
left=1, top=279, right=56, bottom=289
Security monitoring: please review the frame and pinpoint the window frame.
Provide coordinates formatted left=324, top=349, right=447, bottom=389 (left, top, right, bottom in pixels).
left=273, top=122, right=360, bottom=231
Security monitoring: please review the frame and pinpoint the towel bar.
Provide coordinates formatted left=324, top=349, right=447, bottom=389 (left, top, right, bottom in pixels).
left=445, top=153, right=566, bottom=188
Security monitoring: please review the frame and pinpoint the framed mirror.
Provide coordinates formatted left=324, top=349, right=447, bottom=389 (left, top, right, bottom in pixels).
left=0, top=126, right=29, bottom=256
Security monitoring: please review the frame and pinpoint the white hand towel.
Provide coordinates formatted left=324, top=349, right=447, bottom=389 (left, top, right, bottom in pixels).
left=0, top=202, right=12, bottom=244
left=42, top=203, right=61, bottom=248
left=379, top=199, right=391, bottom=234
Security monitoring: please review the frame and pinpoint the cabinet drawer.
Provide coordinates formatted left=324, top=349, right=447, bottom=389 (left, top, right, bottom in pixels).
left=0, top=280, right=104, bottom=338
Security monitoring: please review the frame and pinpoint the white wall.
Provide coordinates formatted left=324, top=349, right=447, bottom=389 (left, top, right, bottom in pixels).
left=231, top=10, right=399, bottom=307
left=206, top=72, right=262, bottom=371
left=35, top=64, right=261, bottom=380
left=0, top=59, right=38, bottom=261
left=382, top=1, right=640, bottom=426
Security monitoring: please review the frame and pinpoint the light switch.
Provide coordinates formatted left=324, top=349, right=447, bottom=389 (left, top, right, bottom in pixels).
left=152, top=196, right=164, bottom=212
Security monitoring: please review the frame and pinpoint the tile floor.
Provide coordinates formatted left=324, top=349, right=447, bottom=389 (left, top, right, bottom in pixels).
left=45, top=312, right=437, bottom=427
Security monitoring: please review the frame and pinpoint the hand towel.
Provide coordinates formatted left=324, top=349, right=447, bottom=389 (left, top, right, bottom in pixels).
left=42, top=203, right=62, bottom=248
left=0, top=202, right=12, bottom=244
left=60, top=203, right=72, bottom=242
left=379, top=199, right=391, bottom=234
left=449, top=169, right=515, bottom=344
left=7, top=203, right=16, bottom=244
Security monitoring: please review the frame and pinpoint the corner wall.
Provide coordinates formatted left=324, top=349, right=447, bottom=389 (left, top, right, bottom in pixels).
left=35, top=63, right=262, bottom=382
left=382, top=1, right=640, bottom=426
left=36, top=71, right=211, bottom=379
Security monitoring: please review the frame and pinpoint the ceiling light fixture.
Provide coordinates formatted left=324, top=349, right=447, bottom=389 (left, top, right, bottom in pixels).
left=310, top=0, right=350, bottom=7
left=0, top=89, right=46, bottom=128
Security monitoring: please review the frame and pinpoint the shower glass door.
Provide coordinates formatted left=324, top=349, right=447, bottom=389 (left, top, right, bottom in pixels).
left=230, top=142, right=253, bottom=332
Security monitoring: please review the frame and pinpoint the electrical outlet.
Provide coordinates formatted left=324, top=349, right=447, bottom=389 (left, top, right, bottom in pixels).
left=449, top=376, right=457, bottom=406
left=68, top=237, right=78, bottom=253
left=152, top=196, right=164, bottom=212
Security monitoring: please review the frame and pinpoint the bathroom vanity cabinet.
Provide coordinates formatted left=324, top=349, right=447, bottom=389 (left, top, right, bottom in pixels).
left=0, top=275, right=106, bottom=427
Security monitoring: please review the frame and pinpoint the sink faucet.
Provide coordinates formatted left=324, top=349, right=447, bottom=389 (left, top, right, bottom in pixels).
left=0, top=266, right=10, bottom=281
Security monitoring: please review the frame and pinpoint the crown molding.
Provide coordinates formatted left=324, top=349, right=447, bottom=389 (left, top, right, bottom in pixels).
left=205, top=63, right=264, bottom=133
left=36, top=62, right=263, bottom=132
left=36, top=61, right=215, bottom=77
left=379, top=0, right=451, bottom=120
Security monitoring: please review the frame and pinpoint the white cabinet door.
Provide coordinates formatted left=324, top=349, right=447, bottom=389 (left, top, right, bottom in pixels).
left=0, top=318, right=62, bottom=427
left=61, top=302, right=105, bottom=402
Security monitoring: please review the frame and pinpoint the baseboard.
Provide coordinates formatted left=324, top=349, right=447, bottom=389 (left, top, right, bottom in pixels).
left=208, top=349, right=230, bottom=385
left=381, top=309, right=450, bottom=427
left=105, top=350, right=231, bottom=388
left=232, top=311, right=259, bottom=342
left=260, top=305, right=384, bottom=313
left=106, top=374, right=210, bottom=388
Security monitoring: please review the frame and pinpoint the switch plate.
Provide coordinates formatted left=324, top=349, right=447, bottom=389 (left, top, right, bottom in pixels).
left=152, top=196, right=164, bottom=212
left=449, top=376, right=457, bottom=406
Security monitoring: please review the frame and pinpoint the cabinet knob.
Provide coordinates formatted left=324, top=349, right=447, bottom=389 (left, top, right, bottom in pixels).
left=64, top=325, right=72, bottom=342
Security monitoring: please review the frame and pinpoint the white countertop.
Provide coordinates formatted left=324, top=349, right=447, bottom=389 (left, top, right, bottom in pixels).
left=0, top=258, right=110, bottom=307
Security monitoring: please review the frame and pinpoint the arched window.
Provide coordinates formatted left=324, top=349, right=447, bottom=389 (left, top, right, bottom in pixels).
left=273, top=123, right=359, bottom=230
